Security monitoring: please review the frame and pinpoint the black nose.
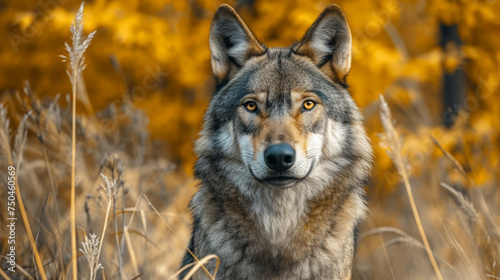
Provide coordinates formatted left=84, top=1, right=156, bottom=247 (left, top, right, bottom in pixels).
left=264, top=144, right=296, bottom=172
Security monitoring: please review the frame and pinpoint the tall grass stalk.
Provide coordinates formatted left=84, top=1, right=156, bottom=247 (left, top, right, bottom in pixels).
left=379, top=95, right=444, bottom=280
left=61, top=3, right=96, bottom=279
left=95, top=174, right=117, bottom=278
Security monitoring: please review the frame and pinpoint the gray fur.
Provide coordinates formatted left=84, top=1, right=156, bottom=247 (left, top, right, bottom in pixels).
left=181, top=4, right=372, bottom=280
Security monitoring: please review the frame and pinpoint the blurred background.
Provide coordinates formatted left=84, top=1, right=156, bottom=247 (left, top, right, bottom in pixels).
left=0, top=0, right=499, bottom=279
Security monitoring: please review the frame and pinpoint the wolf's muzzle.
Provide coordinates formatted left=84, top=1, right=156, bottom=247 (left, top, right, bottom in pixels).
left=264, top=143, right=296, bottom=172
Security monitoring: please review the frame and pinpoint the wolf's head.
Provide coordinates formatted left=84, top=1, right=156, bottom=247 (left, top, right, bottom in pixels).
left=195, top=4, right=372, bottom=191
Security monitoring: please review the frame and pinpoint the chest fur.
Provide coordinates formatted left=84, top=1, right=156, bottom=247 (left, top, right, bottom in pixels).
left=191, top=187, right=364, bottom=279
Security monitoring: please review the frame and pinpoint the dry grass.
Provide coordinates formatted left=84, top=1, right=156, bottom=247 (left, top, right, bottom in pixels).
left=0, top=105, right=47, bottom=280
left=378, top=95, right=443, bottom=280
left=0, top=3, right=498, bottom=280
left=354, top=96, right=500, bottom=280
left=1, top=4, right=192, bottom=278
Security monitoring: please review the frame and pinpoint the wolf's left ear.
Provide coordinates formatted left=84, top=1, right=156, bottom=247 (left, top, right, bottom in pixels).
left=209, top=5, right=266, bottom=83
left=294, top=5, right=352, bottom=85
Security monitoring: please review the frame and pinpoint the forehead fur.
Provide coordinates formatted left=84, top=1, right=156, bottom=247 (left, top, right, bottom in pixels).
left=206, top=47, right=354, bottom=130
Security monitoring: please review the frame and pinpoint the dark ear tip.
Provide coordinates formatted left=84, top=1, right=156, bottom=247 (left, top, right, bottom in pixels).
left=213, top=4, right=238, bottom=20
left=322, top=4, right=347, bottom=19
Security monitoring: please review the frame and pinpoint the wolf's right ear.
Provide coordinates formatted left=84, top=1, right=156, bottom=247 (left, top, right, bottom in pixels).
left=209, top=5, right=266, bottom=83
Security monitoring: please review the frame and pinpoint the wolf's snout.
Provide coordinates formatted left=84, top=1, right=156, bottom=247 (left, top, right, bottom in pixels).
left=264, top=144, right=296, bottom=172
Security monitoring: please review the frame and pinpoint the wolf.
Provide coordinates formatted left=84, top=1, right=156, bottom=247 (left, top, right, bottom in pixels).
left=180, top=4, right=373, bottom=280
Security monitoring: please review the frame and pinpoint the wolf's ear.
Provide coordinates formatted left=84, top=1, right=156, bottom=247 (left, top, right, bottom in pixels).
left=294, top=5, right=352, bottom=85
left=209, top=4, right=266, bottom=82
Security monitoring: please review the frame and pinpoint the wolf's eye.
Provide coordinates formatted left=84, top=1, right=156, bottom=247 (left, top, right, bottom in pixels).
left=244, top=101, right=258, bottom=112
left=303, top=100, right=316, bottom=111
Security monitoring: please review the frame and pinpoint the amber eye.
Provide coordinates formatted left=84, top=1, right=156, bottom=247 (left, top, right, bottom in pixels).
left=303, top=100, right=316, bottom=111
left=244, top=101, right=257, bottom=112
